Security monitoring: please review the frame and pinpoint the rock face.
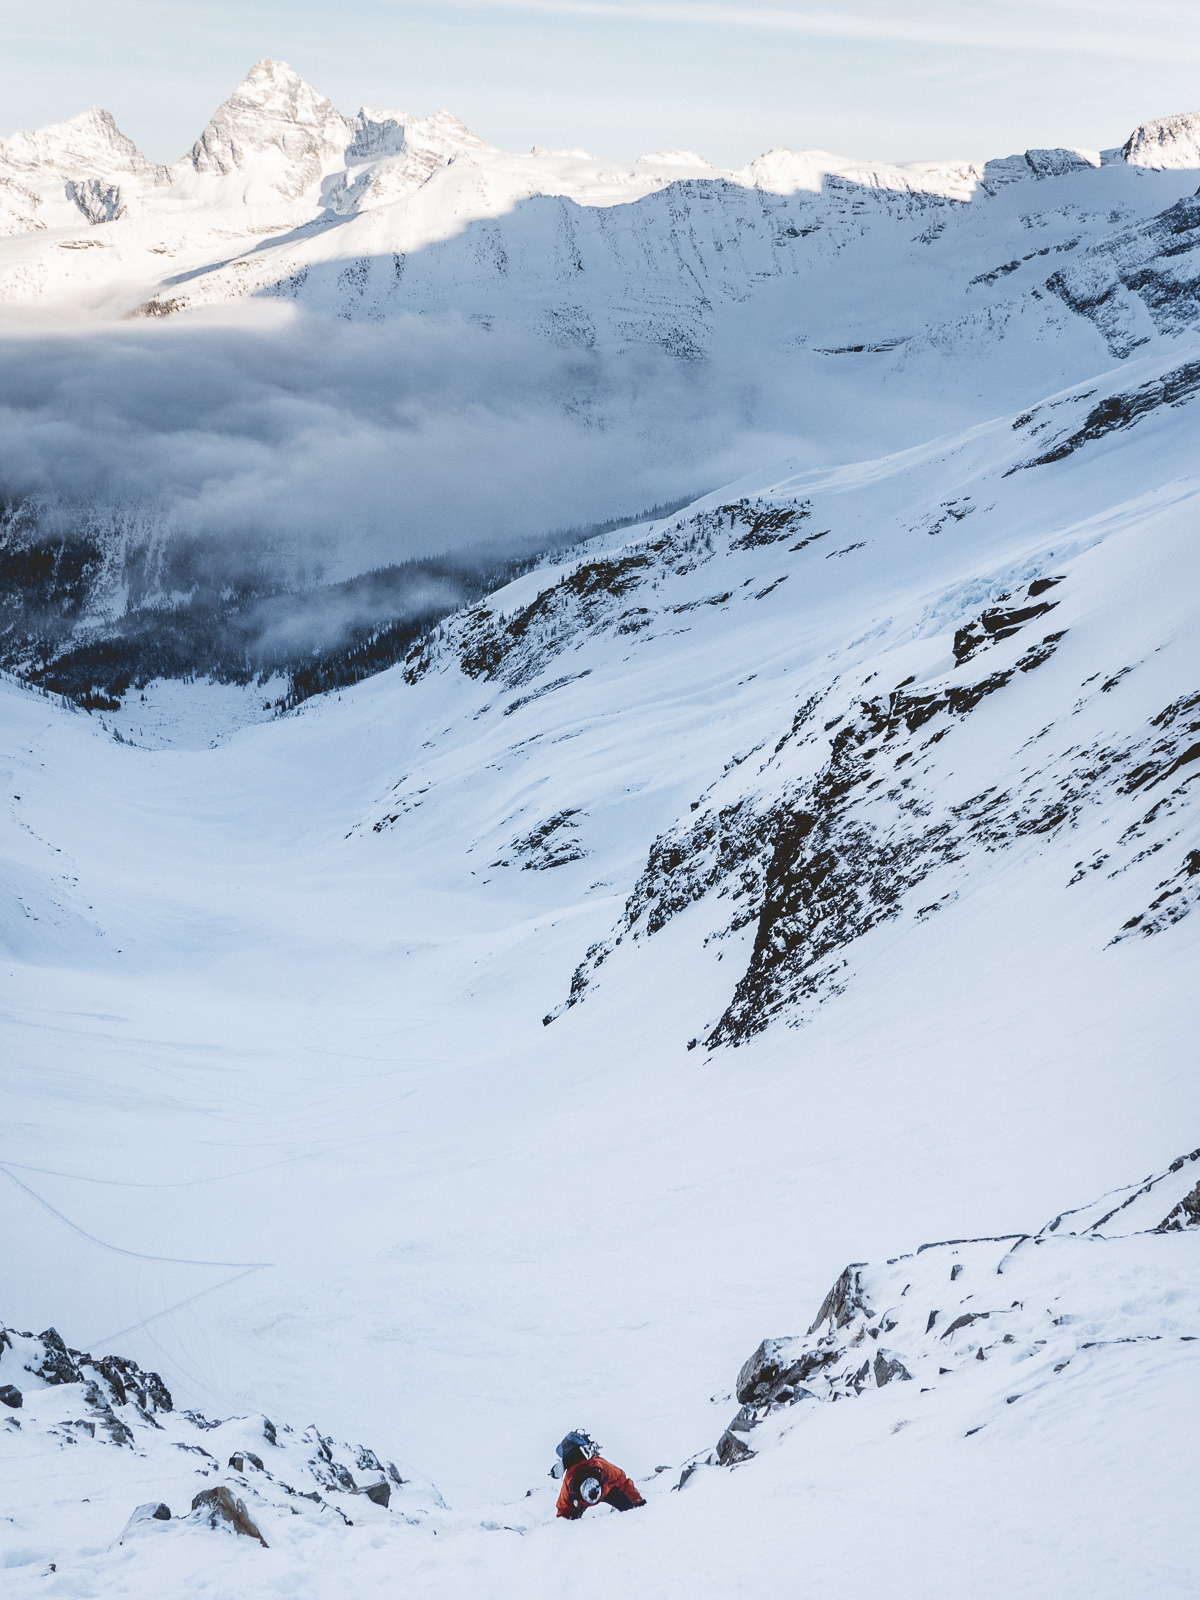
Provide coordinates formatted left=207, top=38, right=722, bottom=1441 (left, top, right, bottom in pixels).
left=1156, top=1179, right=1200, bottom=1232
left=1044, top=195, right=1200, bottom=357
left=1122, top=110, right=1200, bottom=169
left=685, top=1150, right=1200, bottom=1480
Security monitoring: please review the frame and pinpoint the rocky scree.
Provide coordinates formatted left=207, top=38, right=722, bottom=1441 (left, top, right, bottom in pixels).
left=0, top=1321, right=429, bottom=1542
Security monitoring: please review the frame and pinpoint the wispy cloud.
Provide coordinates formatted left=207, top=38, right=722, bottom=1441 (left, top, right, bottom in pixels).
left=427, top=0, right=1200, bottom=65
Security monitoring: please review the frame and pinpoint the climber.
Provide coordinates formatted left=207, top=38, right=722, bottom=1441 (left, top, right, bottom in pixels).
left=554, top=1430, right=646, bottom=1519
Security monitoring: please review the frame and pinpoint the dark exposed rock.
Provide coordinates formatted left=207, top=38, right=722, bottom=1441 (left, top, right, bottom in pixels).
left=736, top=1337, right=801, bottom=1405
left=728, top=501, right=810, bottom=549
left=807, top=1265, right=872, bottom=1335
left=1016, top=357, right=1200, bottom=470
left=942, top=1311, right=989, bottom=1338
left=357, top=1479, right=392, bottom=1506
left=873, top=1351, right=912, bottom=1386
left=1155, top=1179, right=1200, bottom=1232
left=715, top=1428, right=755, bottom=1465
left=563, top=615, right=1128, bottom=1045
left=953, top=583, right=1062, bottom=665
left=5, top=1324, right=172, bottom=1414
left=83, top=1381, right=135, bottom=1446
left=229, top=1451, right=265, bottom=1472
left=1110, top=847, right=1200, bottom=944
left=0, top=1385, right=22, bottom=1408
left=35, top=1328, right=81, bottom=1386
left=190, top=1486, right=269, bottom=1546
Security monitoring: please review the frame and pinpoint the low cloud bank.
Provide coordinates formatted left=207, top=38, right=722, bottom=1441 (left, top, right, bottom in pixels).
left=0, top=308, right=819, bottom=585
left=0, top=303, right=916, bottom=702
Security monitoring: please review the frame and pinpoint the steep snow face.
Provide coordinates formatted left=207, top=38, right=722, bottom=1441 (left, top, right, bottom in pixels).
left=397, top=342, right=1200, bottom=1053
left=1122, top=109, right=1200, bottom=169
left=2, top=1157, right=1196, bottom=1597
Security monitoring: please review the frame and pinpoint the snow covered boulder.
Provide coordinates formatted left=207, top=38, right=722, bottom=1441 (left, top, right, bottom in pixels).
left=117, top=1502, right=171, bottom=1543
left=735, top=1337, right=803, bottom=1405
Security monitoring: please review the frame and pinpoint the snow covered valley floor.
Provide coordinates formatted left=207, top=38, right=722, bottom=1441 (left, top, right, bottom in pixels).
left=4, top=333, right=1200, bottom=1593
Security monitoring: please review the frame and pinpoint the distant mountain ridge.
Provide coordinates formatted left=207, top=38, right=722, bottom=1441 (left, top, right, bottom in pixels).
left=2, top=58, right=1199, bottom=314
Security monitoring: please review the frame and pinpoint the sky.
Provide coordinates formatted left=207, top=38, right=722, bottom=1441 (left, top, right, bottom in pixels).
left=4, top=0, right=1200, bottom=168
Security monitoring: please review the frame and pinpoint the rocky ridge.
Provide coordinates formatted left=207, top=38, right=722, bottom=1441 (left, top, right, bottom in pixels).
left=391, top=352, right=1200, bottom=1048
left=689, top=1148, right=1200, bottom=1478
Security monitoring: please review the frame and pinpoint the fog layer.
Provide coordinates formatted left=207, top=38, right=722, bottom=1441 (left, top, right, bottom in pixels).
left=0, top=306, right=854, bottom=584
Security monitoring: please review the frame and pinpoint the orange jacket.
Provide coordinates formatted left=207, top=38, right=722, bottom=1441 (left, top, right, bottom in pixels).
left=556, top=1456, right=646, bottom=1519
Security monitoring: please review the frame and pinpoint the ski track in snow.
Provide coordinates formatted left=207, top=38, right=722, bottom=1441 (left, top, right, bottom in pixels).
left=1, top=57, right=1199, bottom=1600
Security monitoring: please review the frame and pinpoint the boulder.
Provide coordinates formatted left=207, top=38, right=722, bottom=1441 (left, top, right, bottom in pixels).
left=873, top=1351, right=913, bottom=1387
left=715, top=1428, right=755, bottom=1466
left=228, top=1451, right=265, bottom=1472
left=356, top=1478, right=391, bottom=1507
left=735, top=1337, right=799, bottom=1404
left=0, top=1385, right=22, bottom=1408
left=190, top=1487, right=268, bottom=1546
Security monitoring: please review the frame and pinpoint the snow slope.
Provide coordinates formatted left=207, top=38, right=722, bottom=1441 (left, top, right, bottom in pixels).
left=2, top=63, right=1199, bottom=1600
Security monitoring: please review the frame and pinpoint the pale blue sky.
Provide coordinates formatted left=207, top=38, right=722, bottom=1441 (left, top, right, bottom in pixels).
left=4, top=0, right=1200, bottom=167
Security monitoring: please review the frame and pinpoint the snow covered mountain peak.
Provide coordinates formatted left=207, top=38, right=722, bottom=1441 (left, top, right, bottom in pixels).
left=1122, top=108, right=1200, bottom=169
left=0, top=106, right=163, bottom=234
left=637, top=149, right=713, bottom=168
left=0, top=106, right=156, bottom=178
left=177, top=57, right=355, bottom=201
